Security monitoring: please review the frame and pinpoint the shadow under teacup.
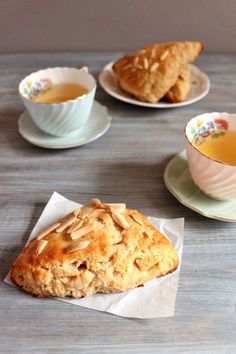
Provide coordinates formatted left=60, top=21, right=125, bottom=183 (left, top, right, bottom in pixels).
left=185, top=112, right=236, bottom=201
left=19, top=67, right=96, bottom=137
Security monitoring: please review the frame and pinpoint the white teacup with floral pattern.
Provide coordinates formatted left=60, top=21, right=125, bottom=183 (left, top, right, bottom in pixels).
left=19, top=67, right=96, bottom=137
left=185, top=112, right=236, bottom=201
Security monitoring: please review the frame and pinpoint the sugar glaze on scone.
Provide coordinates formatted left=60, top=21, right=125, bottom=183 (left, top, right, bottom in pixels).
left=10, top=199, right=179, bottom=298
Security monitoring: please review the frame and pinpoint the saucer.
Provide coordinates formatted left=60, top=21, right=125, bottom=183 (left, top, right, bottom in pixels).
left=18, top=101, right=112, bottom=149
left=99, top=62, right=210, bottom=108
left=164, top=150, right=236, bottom=222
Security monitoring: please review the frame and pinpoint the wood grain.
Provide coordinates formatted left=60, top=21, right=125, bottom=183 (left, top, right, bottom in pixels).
left=0, top=53, right=236, bottom=353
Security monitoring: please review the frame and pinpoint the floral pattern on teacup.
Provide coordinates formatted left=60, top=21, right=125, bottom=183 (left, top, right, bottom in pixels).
left=191, top=118, right=229, bottom=145
left=22, top=78, right=52, bottom=99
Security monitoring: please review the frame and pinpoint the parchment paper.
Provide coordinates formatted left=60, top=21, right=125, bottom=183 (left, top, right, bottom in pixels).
left=5, top=192, right=184, bottom=318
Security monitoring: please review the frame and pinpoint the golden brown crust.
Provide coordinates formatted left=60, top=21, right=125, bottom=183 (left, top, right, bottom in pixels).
left=112, top=41, right=203, bottom=103
left=10, top=200, right=179, bottom=298
left=165, top=65, right=191, bottom=103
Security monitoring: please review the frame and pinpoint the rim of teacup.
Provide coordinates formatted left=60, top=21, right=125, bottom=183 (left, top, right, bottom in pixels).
left=184, top=112, right=236, bottom=167
left=18, top=66, right=97, bottom=106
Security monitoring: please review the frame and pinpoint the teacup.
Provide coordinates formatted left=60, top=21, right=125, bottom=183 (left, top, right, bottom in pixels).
left=185, top=112, right=236, bottom=201
left=19, top=67, right=96, bottom=137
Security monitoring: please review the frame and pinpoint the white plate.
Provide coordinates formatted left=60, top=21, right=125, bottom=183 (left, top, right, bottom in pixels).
left=99, top=62, right=210, bottom=108
left=18, top=101, right=112, bottom=149
left=164, top=150, right=236, bottom=222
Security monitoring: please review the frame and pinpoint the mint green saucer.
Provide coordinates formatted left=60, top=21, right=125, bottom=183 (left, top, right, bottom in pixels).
left=164, top=150, right=236, bottom=222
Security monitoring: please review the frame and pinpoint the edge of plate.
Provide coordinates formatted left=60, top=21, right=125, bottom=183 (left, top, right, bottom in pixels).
left=99, top=62, right=210, bottom=108
left=18, top=101, right=112, bottom=149
left=164, top=151, right=236, bottom=222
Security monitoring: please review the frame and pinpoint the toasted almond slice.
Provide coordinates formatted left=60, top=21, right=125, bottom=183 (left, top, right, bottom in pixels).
left=67, top=219, right=83, bottom=234
left=56, top=215, right=76, bottom=233
left=133, top=56, right=139, bottom=65
left=131, top=214, right=144, bottom=226
left=143, top=228, right=154, bottom=237
left=37, top=222, right=60, bottom=240
left=137, top=49, right=146, bottom=54
left=73, top=208, right=81, bottom=217
left=60, top=212, right=73, bottom=222
left=123, top=63, right=133, bottom=71
left=136, top=64, right=143, bottom=70
left=112, top=212, right=130, bottom=230
left=70, top=225, right=93, bottom=240
left=143, top=57, right=149, bottom=69
left=67, top=240, right=90, bottom=253
left=106, top=203, right=126, bottom=213
left=98, top=212, right=111, bottom=224
left=150, top=62, right=159, bottom=72
left=160, top=50, right=169, bottom=61
left=92, top=198, right=103, bottom=208
left=35, top=239, right=48, bottom=255
left=150, top=48, right=156, bottom=58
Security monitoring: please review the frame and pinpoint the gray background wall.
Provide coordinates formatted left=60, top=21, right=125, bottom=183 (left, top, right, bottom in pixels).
left=1, top=0, right=236, bottom=53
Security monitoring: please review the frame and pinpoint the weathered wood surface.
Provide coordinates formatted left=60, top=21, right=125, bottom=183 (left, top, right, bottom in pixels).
left=0, top=53, right=235, bottom=353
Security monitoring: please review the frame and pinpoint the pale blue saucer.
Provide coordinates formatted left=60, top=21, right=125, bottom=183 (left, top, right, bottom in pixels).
left=18, top=101, right=111, bottom=149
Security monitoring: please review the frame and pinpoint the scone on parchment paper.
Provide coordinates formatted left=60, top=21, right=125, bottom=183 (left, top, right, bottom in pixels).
left=10, top=199, right=179, bottom=298
left=112, top=41, right=202, bottom=103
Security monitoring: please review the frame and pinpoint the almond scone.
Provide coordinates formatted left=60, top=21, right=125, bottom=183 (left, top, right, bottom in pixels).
left=165, top=64, right=191, bottom=103
left=112, top=41, right=203, bottom=103
left=10, top=199, right=179, bottom=298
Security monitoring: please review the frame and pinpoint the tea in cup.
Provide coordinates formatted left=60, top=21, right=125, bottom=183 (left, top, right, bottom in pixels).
left=19, top=67, right=96, bottom=137
left=185, top=112, right=236, bottom=201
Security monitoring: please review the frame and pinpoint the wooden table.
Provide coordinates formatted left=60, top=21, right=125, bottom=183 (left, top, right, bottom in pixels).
left=0, top=53, right=235, bottom=353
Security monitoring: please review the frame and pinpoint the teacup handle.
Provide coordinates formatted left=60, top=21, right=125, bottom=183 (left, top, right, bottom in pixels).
left=78, top=66, right=88, bottom=72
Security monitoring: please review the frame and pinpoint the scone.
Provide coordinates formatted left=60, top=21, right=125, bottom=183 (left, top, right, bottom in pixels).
left=112, top=41, right=202, bottom=103
left=10, top=199, right=179, bottom=298
left=165, top=64, right=191, bottom=103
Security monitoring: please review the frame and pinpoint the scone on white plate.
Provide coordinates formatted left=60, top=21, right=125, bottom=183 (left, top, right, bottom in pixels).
left=112, top=41, right=202, bottom=103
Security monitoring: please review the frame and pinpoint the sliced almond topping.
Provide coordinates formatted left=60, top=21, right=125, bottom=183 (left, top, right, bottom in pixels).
left=143, top=228, right=154, bottom=237
left=137, top=49, right=146, bottom=54
left=60, top=212, right=74, bottom=224
left=112, top=212, right=130, bottom=230
left=56, top=215, right=76, bottom=233
left=70, top=225, right=93, bottom=240
left=143, top=57, right=149, bottom=69
left=73, top=208, right=81, bottom=217
left=67, top=240, right=90, bottom=253
left=133, top=56, right=139, bottom=66
left=160, top=50, right=169, bottom=61
left=150, top=48, right=156, bottom=58
left=98, top=213, right=111, bottom=224
left=106, top=203, right=126, bottom=213
left=136, top=64, right=143, bottom=70
left=131, top=214, right=144, bottom=226
left=37, top=222, right=60, bottom=240
left=35, top=239, right=48, bottom=255
left=67, top=219, right=83, bottom=234
left=123, top=63, right=133, bottom=71
left=150, top=62, right=160, bottom=72
left=92, top=198, right=103, bottom=208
